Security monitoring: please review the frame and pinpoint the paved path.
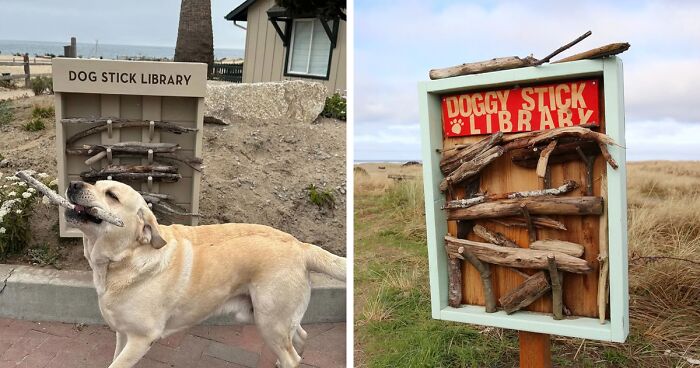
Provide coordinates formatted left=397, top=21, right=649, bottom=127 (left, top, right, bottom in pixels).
left=0, top=318, right=345, bottom=367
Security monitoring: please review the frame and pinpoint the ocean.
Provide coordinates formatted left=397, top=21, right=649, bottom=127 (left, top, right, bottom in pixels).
left=0, top=40, right=244, bottom=60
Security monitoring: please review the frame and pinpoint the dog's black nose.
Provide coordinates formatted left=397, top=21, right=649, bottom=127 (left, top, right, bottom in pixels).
left=69, top=181, right=84, bottom=192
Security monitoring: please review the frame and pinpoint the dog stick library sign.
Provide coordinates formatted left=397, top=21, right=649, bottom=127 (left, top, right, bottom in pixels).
left=53, top=58, right=207, bottom=237
left=418, top=58, right=628, bottom=365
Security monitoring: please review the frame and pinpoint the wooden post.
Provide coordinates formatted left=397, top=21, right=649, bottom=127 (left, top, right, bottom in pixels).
left=519, top=331, right=552, bottom=368
left=23, top=53, right=30, bottom=87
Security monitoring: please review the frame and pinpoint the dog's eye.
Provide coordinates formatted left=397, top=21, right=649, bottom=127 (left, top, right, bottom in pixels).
left=106, top=190, right=119, bottom=202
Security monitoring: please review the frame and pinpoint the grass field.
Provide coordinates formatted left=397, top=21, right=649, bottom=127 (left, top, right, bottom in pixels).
left=354, top=161, right=700, bottom=367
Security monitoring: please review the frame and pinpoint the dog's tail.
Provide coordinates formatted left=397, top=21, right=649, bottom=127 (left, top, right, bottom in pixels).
left=302, top=243, right=346, bottom=281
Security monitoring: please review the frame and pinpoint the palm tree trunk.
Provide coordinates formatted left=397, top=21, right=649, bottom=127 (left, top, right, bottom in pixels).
left=174, top=0, right=214, bottom=74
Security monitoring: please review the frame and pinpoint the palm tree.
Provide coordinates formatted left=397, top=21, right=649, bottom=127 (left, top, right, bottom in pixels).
left=174, top=0, right=214, bottom=73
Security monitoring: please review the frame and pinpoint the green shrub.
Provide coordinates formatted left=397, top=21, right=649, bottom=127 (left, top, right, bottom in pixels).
left=30, top=76, right=53, bottom=95
left=0, top=78, right=16, bottom=89
left=31, top=105, right=54, bottom=119
left=26, top=243, right=61, bottom=268
left=321, top=92, right=346, bottom=120
left=307, top=184, right=335, bottom=209
left=0, top=100, right=13, bottom=126
left=23, top=117, right=46, bottom=131
left=0, top=172, right=56, bottom=259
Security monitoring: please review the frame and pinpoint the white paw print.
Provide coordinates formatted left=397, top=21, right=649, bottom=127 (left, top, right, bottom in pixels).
left=449, top=118, right=464, bottom=134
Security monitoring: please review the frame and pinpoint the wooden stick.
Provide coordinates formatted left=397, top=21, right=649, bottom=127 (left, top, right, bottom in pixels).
left=473, top=224, right=519, bottom=248
left=547, top=255, right=564, bottom=320
left=447, top=196, right=603, bottom=221
left=530, top=240, right=584, bottom=258
left=536, top=140, right=558, bottom=178
left=499, top=271, right=551, bottom=314
left=440, top=145, right=504, bottom=191
left=445, top=236, right=592, bottom=273
left=82, top=151, right=203, bottom=171
left=66, top=142, right=180, bottom=155
left=151, top=201, right=199, bottom=217
left=460, top=248, right=497, bottom=313
left=490, top=216, right=567, bottom=231
left=511, top=140, right=600, bottom=169
left=553, top=42, right=630, bottom=63
left=429, top=56, right=537, bottom=80
left=444, top=181, right=578, bottom=209
left=576, top=146, right=595, bottom=196
left=446, top=253, right=463, bottom=308
left=598, top=176, right=609, bottom=324
left=597, top=141, right=619, bottom=169
left=440, top=132, right=503, bottom=174
left=520, top=204, right=537, bottom=243
left=64, top=119, right=197, bottom=145
left=534, top=30, right=592, bottom=66
left=14, top=170, right=124, bottom=227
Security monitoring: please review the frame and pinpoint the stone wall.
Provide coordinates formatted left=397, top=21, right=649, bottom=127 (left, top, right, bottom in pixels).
left=205, top=80, right=327, bottom=124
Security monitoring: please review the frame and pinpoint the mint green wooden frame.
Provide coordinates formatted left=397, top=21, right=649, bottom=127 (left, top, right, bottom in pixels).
left=417, top=58, right=628, bottom=342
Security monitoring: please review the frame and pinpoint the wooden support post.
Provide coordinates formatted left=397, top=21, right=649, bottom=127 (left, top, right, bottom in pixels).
left=23, top=53, right=30, bottom=87
left=519, top=331, right=552, bottom=368
left=547, top=255, right=564, bottom=320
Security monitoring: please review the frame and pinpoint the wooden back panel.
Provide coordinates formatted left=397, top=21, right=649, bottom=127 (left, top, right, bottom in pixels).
left=443, top=79, right=606, bottom=318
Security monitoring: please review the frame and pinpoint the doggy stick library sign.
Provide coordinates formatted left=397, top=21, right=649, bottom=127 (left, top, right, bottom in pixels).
left=53, top=58, right=207, bottom=237
left=418, top=58, right=628, bottom=358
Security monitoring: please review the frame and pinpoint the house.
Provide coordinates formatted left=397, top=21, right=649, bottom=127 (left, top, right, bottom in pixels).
left=225, top=0, right=346, bottom=95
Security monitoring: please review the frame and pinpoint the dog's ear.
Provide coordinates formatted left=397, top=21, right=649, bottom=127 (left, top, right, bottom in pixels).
left=137, top=208, right=167, bottom=249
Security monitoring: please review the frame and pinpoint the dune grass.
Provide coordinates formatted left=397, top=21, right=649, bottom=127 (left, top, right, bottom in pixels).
left=354, top=161, right=700, bottom=367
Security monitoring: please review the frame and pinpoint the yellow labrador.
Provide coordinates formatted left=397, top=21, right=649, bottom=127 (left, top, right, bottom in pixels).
left=65, top=180, right=346, bottom=368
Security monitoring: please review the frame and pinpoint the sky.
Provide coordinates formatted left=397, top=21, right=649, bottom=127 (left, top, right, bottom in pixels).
left=354, top=0, right=700, bottom=161
left=0, top=0, right=247, bottom=49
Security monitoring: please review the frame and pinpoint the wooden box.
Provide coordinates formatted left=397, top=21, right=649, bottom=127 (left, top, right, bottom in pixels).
left=418, top=58, right=628, bottom=342
left=53, top=58, right=207, bottom=237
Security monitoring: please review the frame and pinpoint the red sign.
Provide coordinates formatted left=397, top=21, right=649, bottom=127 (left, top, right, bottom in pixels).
left=441, top=79, right=600, bottom=137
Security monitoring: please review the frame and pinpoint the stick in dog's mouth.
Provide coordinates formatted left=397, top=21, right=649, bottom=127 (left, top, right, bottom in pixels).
left=14, top=170, right=124, bottom=227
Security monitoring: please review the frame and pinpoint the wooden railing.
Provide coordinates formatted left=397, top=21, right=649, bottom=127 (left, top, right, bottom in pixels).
left=209, top=63, right=243, bottom=83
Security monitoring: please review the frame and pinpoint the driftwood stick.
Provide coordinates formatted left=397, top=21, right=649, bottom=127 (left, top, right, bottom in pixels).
left=536, top=140, right=558, bottom=178
left=84, top=151, right=107, bottom=166
left=520, top=204, right=537, bottom=243
left=553, top=42, right=630, bottom=63
left=490, top=216, right=567, bottom=231
left=547, top=256, right=564, bottom=320
left=440, top=132, right=503, bottom=174
left=137, top=191, right=171, bottom=200
left=440, top=145, right=504, bottom=191
left=530, top=240, right=585, bottom=258
left=473, top=224, right=519, bottom=248
left=460, top=248, right=497, bottom=313
left=446, top=252, right=463, bottom=308
left=597, top=141, right=619, bottom=169
left=14, top=170, right=124, bottom=227
left=446, top=242, right=530, bottom=279
left=499, top=271, right=551, bottom=314
left=534, top=31, right=592, bottom=66
left=64, top=118, right=197, bottom=145
left=504, top=127, right=617, bottom=157
left=576, top=146, right=595, bottom=196
left=429, top=56, right=538, bottom=80
left=447, top=196, right=603, bottom=220
left=67, top=142, right=180, bottom=155
left=151, top=201, right=199, bottom=217
left=445, top=236, right=592, bottom=273
left=511, top=140, right=600, bottom=169
left=444, top=181, right=578, bottom=209
left=598, top=176, right=609, bottom=324
left=80, top=165, right=182, bottom=183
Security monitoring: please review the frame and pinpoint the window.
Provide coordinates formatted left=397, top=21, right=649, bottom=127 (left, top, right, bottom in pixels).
left=286, top=18, right=332, bottom=79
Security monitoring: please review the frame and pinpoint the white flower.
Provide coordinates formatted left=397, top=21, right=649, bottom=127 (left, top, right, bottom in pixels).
left=49, top=179, right=58, bottom=187
left=22, top=192, right=32, bottom=199
left=8, top=191, right=16, bottom=196
left=38, top=173, right=49, bottom=179
left=2, top=185, right=6, bottom=188
left=15, top=209, right=21, bottom=214
left=42, top=196, right=50, bottom=205
left=18, top=182, right=26, bottom=187
left=5, top=176, right=18, bottom=181
left=0, top=227, right=5, bottom=234
left=27, top=188, right=35, bottom=193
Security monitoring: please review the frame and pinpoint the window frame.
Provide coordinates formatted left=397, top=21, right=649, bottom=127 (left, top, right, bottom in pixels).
left=284, top=18, right=333, bottom=80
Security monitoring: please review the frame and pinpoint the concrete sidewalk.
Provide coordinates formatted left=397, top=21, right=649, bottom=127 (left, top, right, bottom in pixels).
left=0, top=318, right=346, bottom=367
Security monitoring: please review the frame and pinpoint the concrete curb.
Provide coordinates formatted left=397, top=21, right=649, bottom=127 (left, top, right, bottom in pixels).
left=0, top=265, right=345, bottom=325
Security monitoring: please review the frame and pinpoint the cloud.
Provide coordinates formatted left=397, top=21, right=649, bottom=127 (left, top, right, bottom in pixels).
left=626, top=120, right=700, bottom=161
left=355, top=0, right=700, bottom=160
